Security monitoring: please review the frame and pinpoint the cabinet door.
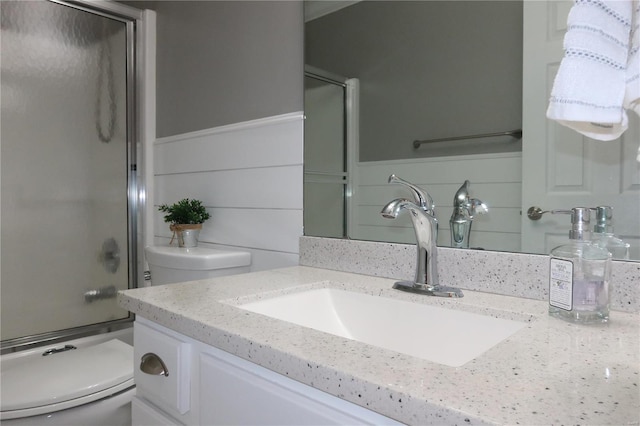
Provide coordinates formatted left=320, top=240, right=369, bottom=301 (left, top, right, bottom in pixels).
left=134, top=321, right=191, bottom=416
left=198, top=348, right=401, bottom=425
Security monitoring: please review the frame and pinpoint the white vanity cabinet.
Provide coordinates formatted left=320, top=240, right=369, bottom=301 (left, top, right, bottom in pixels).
left=132, top=318, right=401, bottom=426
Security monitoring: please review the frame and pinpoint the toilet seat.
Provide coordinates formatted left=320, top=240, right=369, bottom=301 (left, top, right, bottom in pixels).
left=1, top=339, right=134, bottom=420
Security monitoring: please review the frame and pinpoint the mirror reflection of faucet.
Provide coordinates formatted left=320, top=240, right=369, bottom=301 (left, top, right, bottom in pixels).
left=450, top=180, right=488, bottom=249
left=381, top=174, right=463, bottom=298
left=591, top=206, right=630, bottom=260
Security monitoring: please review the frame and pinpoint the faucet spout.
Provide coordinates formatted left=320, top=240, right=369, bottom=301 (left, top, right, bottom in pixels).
left=382, top=175, right=463, bottom=298
left=381, top=198, right=439, bottom=287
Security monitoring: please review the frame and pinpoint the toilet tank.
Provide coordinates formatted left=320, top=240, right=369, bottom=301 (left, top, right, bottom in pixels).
left=145, top=246, right=251, bottom=286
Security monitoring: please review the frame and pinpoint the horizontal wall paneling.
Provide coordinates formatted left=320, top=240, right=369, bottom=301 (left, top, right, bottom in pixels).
left=152, top=113, right=304, bottom=271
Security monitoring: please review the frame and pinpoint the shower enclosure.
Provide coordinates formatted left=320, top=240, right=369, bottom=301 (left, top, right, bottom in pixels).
left=303, top=66, right=358, bottom=239
left=1, top=0, right=143, bottom=349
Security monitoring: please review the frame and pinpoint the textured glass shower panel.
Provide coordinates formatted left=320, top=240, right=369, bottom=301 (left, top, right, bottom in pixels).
left=1, top=1, right=130, bottom=340
left=304, top=76, right=347, bottom=238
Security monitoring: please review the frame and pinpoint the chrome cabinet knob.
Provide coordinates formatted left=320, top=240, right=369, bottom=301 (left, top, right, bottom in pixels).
left=140, top=352, right=169, bottom=377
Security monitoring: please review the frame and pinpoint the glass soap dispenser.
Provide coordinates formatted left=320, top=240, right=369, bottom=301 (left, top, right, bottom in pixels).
left=549, top=207, right=612, bottom=324
left=591, top=206, right=630, bottom=260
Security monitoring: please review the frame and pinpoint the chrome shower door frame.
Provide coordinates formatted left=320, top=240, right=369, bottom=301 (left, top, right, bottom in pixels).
left=1, top=0, right=152, bottom=352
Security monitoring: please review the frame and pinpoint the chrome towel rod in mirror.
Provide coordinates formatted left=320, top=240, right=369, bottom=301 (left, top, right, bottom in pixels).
left=413, top=129, right=523, bottom=148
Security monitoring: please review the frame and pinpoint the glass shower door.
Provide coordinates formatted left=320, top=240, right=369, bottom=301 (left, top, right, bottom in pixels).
left=1, top=0, right=135, bottom=343
left=304, top=74, right=348, bottom=238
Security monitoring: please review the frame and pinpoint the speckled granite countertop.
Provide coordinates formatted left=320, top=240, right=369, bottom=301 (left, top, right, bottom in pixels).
left=119, top=266, right=640, bottom=425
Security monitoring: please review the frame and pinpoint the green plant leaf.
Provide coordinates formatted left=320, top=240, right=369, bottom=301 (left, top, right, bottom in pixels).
left=158, top=198, right=211, bottom=224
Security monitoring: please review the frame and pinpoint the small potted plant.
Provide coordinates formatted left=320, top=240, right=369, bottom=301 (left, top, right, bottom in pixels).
left=158, top=198, right=211, bottom=247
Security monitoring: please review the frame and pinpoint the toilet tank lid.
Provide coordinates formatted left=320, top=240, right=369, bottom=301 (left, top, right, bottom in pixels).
left=145, top=246, right=251, bottom=270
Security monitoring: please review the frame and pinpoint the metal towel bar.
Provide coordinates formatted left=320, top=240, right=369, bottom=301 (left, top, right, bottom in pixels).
left=413, top=129, right=523, bottom=148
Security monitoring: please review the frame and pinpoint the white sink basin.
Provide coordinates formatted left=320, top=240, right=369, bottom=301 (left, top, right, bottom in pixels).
left=238, top=288, right=527, bottom=367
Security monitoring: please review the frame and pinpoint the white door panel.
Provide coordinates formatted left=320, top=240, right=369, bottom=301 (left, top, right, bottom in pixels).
left=522, top=0, right=640, bottom=258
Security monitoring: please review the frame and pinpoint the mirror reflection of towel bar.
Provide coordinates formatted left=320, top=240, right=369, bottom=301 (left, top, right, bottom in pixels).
left=413, top=129, right=523, bottom=148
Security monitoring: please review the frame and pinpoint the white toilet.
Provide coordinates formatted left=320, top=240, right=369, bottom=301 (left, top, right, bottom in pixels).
left=0, top=248, right=250, bottom=425
left=0, top=330, right=136, bottom=426
left=145, top=246, right=251, bottom=285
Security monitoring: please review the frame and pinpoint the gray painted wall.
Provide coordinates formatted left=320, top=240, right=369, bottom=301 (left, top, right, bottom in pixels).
left=125, top=1, right=304, bottom=138
left=305, top=1, right=523, bottom=162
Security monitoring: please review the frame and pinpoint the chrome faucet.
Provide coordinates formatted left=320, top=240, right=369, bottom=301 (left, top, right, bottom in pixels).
left=381, top=175, right=463, bottom=298
left=450, top=180, right=487, bottom=249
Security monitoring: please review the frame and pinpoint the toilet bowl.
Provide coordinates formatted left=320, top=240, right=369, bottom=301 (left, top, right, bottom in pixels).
left=145, top=246, right=251, bottom=285
left=0, top=330, right=135, bottom=426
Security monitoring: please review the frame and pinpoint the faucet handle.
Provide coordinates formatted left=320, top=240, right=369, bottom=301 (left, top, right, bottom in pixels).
left=453, top=180, right=470, bottom=207
left=388, top=174, right=435, bottom=213
left=468, top=198, right=488, bottom=217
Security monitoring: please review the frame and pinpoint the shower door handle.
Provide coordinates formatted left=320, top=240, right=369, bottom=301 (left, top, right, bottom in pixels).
left=140, top=352, right=169, bottom=377
left=99, top=238, right=120, bottom=274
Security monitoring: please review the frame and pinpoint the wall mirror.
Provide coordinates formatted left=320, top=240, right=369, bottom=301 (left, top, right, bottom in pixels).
left=303, top=0, right=640, bottom=261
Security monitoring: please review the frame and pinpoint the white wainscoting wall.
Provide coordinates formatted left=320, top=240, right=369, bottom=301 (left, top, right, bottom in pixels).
left=350, top=152, right=523, bottom=252
left=152, top=112, right=304, bottom=272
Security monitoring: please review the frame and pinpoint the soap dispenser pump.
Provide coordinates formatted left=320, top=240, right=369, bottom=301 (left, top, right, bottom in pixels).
left=591, top=206, right=630, bottom=260
left=549, top=207, right=612, bottom=324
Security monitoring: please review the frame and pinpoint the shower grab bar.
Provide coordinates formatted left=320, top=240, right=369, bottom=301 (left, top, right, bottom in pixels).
left=413, top=129, right=523, bottom=148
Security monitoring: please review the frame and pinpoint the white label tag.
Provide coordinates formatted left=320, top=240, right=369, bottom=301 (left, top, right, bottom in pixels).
left=549, top=258, right=573, bottom=310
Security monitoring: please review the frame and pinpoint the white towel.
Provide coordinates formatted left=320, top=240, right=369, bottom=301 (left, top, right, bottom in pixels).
left=625, top=0, right=640, bottom=114
left=547, top=0, right=640, bottom=160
